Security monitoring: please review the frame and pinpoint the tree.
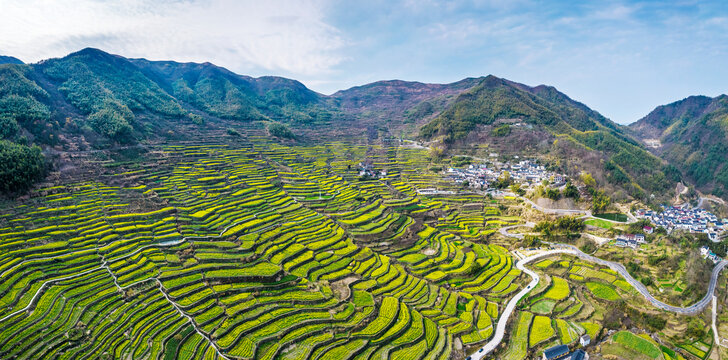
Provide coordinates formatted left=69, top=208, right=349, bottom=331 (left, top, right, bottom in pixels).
left=491, top=124, right=511, bottom=137
left=0, top=140, right=45, bottom=193
left=510, top=184, right=526, bottom=196
left=535, top=221, right=554, bottom=238
left=0, top=114, right=19, bottom=139
left=545, top=188, right=561, bottom=200
left=563, top=181, right=579, bottom=199
left=495, top=171, right=512, bottom=188
left=267, top=122, right=295, bottom=139
left=684, top=249, right=711, bottom=294
left=592, top=190, right=611, bottom=213
left=429, top=147, right=443, bottom=161
left=87, top=99, right=134, bottom=141
left=580, top=172, right=597, bottom=189
left=578, top=238, right=597, bottom=253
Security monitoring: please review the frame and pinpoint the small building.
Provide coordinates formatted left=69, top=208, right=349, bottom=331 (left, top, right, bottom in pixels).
left=643, top=226, right=654, bottom=234
left=570, top=349, right=589, bottom=360
left=635, top=234, right=645, bottom=243
left=700, top=246, right=710, bottom=256
left=579, top=334, right=591, bottom=347
left=543, top=344, right=570, bottom=360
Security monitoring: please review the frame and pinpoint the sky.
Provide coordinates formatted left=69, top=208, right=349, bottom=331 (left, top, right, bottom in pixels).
left=0, top=0, right=727, bottom=124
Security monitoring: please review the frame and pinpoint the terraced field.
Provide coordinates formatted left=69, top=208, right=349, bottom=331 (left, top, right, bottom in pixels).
left=0, top=140, right=530, bottom=359
left=495, top=256, right=615, bottom=359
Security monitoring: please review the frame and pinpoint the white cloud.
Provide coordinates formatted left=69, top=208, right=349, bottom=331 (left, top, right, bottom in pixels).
left=0, top=0, right=346, bottom=75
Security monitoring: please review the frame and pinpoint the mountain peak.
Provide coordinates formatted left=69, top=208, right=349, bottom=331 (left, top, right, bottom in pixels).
left=68, top=47, right=112, bottom=58
left=0, top=55, right=24, bottom=65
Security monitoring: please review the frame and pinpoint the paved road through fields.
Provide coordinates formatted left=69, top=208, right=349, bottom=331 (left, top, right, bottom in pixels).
left=466, top=243, right=728, bottom=359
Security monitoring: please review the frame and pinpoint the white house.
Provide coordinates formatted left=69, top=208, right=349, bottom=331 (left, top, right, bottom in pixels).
left=580, top=334, right=591, bottom=347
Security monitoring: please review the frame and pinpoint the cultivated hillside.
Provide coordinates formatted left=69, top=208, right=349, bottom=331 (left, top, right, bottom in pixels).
left=630, top=95, right=728, bottom=198
left=0, top=48, right=347, bottom=193
left=0, top=48, right=688, bottom=201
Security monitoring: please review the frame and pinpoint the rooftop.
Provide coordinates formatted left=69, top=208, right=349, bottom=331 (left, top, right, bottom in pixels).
left=543, top=344, right=570, bottom=359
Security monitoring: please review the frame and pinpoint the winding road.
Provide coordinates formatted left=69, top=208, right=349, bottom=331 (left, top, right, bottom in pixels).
left=468, top=225, right=728, bottom=359
left=519, top=196, right=590, bottom=216
left=467, top=250, right=563, bottom=360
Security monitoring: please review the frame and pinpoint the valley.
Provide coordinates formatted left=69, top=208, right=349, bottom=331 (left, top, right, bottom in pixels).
left=1, top=49, right=728, bottom=360
left=1, top=137, right=728, bottom=360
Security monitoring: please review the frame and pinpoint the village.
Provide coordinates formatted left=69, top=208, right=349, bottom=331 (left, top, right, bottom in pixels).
left=635, top=205, right=727, bottom=241
left=611, top=205, right=727, bottom=263
left=445, top=158, right=567, bottom=190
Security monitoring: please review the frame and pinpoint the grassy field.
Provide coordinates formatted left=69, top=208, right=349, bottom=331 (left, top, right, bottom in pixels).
left=531, top=299, right=557, bottom=314
left=612, top=331, right=662, bottom=359
left=584, top=218, right=616, bottom=229
left=594, top=212, right=629, bottom=222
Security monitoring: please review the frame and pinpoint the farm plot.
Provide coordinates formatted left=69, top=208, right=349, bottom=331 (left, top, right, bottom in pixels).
left=586, top=282, right=621, bottom=301
left=609, top=331, right=662, bottom=359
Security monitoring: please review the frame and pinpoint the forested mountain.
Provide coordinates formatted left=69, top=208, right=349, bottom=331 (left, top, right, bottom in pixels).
left=630, top=95, right=728, bottom=197
left=131, top=58, right=336, bottom=124
left=0, top=47, right=711, bottom=202
left=419, top=75, right=679, bottom=200
left=0, top=55, right=23, bottom=65
left=330, top=78, right=483, bottom=132
left=0, top=48, right=343, bottom=194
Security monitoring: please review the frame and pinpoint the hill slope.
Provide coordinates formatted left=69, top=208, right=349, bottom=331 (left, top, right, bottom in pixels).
left=0, top=48, right=347, bottom=193
left=419, top=75, right=678, bottom=200
left=331, top=78, right=483, bottom=135
left=130, top=58, right=336, bottom=124
left=630, top=95, right=728, bottom=198
left=0, top=48, right=687, bottom=200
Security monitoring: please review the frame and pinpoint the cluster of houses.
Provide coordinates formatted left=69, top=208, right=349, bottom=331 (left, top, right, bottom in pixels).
left=614, top=233, right=647, bottom=249
left=700, top=246, right=723, bottom=264
left=635, top=205, right=727, bottom=241
left=542, top=335, right=590, bottom=359
left=357, top=162, right=387, bottom=179
left=446, top=159, right=566, bottom=190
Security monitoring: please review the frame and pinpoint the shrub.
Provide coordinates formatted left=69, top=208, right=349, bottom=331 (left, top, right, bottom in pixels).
left=491, top=124, right=511, bottom=137
left=563, top=181, right=579, bottom=199
left=268, top=122, right=295, bottom=139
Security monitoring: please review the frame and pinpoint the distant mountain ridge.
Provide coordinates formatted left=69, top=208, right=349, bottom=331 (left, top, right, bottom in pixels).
left=130, top=57, right=333, bottom=123
left=0, top=55, right=23, bottom=65
left=0, top=47, right=717, bottom=202
left=630, top=94, right=728, bottom=198
left=330, top=77, right=484, bottom=132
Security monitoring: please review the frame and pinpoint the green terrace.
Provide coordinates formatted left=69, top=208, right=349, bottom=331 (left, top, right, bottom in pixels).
left=0, top=141, right=538, bottom=360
